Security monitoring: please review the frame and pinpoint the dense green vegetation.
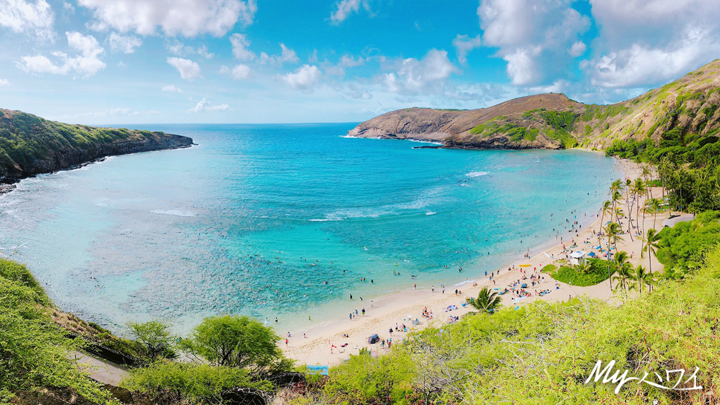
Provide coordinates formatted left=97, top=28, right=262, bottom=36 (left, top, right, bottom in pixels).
left=121, top=363, right=272, bottom=404
left=468, top=110, right=578, bottom=147
left=604, top=83, right=720, bottom=214
left=548, top=258, right=615, bottom=286
left=120, top=315, right=293, bottom=403
left=469, top=120, right=537, bottom=142
left=0, top=259, right=114, bottom=404
left=656, top=211, right=720, bottom=279
left=289, top=245, right=720, bottom=404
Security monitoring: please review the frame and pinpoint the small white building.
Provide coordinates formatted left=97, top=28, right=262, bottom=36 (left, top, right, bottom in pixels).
left=570, top=250, right=587, bottom=266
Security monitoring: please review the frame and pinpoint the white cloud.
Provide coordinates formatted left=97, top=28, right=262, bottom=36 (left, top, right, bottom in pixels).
left=330, top=0, right=369, bottom=25
left=477, top=0, right=590, bottom=86
left=452, top=34, right=481, bottom=65
left=586, top=0, right=720, bottom=88
left=188, top=98, right=229, bottom=113
left=230, top=33, right=255, bottom=61
left=18, top=31, right=106, bottom=76
left=590, top=36, right=718, bottom=88
left=0, top=79, right=9, bottom=86
left=63, top=1, right=74, bottom=11
left=340, top=54, right=365, bottom=68
left=528, top=79, right=568, bottom=94
left=382, top=49, right=458, bottom=94
left=259, top=43, right=299, bottom=65
left=0, top=0, right=55, bottom=40
left=308, top=49, right=318, bottom=63
left=108, top=32, right=142, bottom=53
left=282, top=65, right=322, bottom=90
left=167, top=57, right=201, bottom=81
left=197, top=46, right=213, bottom=59
left=166, top=40, right=214, bottom=59
left=231, top=64, right=251, bottom=79
left=568, top=41, right=586, bottom=57
left=78, top=0, right=257, bottom=37
left=162, top=84, right=183, bottom=93
left=503, top=47, right=541, bottom=85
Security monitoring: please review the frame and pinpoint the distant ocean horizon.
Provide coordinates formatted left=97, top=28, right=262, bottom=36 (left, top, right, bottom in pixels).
left=0, top=123, right=621, bottom=334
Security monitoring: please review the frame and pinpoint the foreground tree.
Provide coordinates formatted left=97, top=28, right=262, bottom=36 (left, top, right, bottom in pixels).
left=180, top=315, right=290, bottom=373
left=466, top=287, right=501, bottom=314
left=128, top=320, right=174, bottom=362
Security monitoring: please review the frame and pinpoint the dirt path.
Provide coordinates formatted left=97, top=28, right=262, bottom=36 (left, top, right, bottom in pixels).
left=70, top=351, right=129, bottom=386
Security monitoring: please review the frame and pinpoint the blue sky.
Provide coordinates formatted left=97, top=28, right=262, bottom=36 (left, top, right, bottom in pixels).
left=0, top=0, right=719, bottom=125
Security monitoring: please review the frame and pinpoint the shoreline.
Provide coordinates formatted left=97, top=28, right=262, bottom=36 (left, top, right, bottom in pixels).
left=0, top=139, right=194, bottom=190
left=280, top=157, right=665, bottom=366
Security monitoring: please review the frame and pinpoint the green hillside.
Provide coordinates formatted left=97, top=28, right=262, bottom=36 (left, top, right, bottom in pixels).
left=0, top=109, right=193, bottom=184
left=350, top=59, right=720, bottom=153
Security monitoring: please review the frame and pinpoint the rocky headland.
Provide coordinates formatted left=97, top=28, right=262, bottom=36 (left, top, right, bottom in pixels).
left=0, top=108, right=193, bottom=185
left=349, top=59, right=720, bottom=151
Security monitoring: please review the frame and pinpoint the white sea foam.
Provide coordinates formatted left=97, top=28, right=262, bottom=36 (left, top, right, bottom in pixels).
left=151, top=209, right=196, bottom=217
left=466, top=171, right=489, bottom=178
left=425, top=211, right=436, bottom=216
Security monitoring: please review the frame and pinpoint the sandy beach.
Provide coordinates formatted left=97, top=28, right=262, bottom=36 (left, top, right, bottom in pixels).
left=280, top=158, right=667, bottom=367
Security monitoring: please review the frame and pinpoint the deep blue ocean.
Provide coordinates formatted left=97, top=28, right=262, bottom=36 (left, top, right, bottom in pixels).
left=0, top=123, right=620, bottom=333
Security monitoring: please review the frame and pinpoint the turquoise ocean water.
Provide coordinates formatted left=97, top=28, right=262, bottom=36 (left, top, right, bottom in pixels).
left=0, top=124, right=620, bottom=333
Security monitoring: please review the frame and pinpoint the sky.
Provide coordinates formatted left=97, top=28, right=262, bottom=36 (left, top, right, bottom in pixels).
left=0, top=0, right=719, bottom=125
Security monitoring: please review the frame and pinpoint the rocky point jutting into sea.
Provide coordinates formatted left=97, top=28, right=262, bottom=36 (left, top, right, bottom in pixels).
left=0, top=108, right=193, bottom=186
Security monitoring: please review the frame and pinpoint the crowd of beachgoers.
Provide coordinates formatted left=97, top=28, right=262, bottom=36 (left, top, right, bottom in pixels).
left=281, top=159, right=663, bottom=366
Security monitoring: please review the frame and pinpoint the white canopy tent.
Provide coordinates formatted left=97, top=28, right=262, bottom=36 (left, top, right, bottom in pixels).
left=570, top=250, right=587, bottom=265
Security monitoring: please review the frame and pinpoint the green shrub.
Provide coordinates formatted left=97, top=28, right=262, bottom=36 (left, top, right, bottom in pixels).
left=121, top=362, right=272, bottom=404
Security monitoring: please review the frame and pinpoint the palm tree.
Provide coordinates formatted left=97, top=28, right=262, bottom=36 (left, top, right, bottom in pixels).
left=604, top=222, right=624, bottom=256
left=625, top=179, right=633, bottom=236
left=647, top=198, right=661, bottom=229
left=611, top=251, right=632, bottom=291
left=629, top=265, right=654, bottom=293
left=610, top=180, right=624, bottom=222
left=634, top=179, right=646, bottom=234
left=641, top=164, right=652, bottom=198
left=603, top=222, right=624, bottom=292
left=641, top=228, right=661, bottom=275
left=658, top=157, right=671, bottom=206
left=612, top=191, right=623, bottom=223
left=614, top=207, right=625, bottom=227
left=599, top=200, right=613, bottom=245
left=467, top=287, right=502, bottom=314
